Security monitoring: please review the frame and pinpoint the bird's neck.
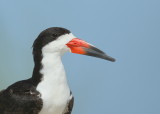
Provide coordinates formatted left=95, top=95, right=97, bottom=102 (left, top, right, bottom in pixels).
left=38, top=51, right=69, bottom=88
left=40, top=52, right=67, bottom=85
left=31, top=51, right=68, bottom=87
left=31, top=50, right=43, bottom=86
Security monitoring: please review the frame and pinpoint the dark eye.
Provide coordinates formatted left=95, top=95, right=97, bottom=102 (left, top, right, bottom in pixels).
left=52, top=33, right=58, bottom=37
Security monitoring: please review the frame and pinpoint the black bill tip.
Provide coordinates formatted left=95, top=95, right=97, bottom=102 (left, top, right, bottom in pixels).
left=83, top=46, right=116, bottom=62
left=102, top=54, right=116, bottom=62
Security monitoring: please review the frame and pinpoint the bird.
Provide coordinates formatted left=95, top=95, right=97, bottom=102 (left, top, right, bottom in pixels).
left=0, top=27, right=115, bottom=114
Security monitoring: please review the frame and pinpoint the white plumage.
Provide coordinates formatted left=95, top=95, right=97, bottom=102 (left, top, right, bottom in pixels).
left=37, top=33, right=75, bottom=114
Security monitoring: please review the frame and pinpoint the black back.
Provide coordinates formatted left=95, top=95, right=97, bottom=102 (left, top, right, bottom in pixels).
left=0, top=79, right=43, bottom=114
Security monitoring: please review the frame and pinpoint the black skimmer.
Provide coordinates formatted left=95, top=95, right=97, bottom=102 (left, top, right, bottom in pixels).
left=0, top=27, right=115, bottom=114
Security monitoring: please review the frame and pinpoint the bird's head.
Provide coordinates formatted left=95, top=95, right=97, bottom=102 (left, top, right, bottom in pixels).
left=33, top=27, right=115, bottom=62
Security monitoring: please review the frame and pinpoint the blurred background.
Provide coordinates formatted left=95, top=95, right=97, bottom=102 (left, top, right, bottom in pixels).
left=0, top=0, right=160, bottom=114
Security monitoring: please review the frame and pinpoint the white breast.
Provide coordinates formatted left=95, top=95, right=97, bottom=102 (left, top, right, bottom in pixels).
left=37, top=52, right=70, bottom=114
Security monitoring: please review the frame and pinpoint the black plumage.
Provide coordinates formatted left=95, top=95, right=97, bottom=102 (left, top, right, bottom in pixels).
left=0, top=79, right=43, bottom=114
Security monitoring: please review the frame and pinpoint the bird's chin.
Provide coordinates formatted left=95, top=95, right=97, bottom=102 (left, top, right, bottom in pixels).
left=60, top=46, right=71, bottom=55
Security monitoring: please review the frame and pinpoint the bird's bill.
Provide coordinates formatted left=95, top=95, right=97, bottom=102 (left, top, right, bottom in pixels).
left=66, top=38, right=115, bottom=62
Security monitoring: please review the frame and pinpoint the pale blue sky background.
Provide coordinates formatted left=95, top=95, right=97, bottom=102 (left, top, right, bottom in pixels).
left=0, top=0, right=160, bottom=114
